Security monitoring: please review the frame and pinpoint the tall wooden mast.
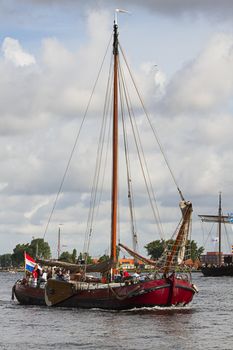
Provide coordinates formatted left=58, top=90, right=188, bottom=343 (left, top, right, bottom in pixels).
left=218, top=192, right=222, bottom=266
left=110, top=21, right=119, bottom=264
left=199, top=192, right=232, bottom=266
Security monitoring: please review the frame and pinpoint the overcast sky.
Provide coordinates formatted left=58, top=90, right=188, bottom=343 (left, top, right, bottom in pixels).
left=1, top=0, right=233, bottom=258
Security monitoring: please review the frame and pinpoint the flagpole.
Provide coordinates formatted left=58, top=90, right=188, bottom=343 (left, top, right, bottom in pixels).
left=24, top=251, right=26, bottom=276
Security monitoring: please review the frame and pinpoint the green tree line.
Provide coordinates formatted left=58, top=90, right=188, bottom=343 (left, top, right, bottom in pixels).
left=0, top=238, right=94, bottom=268
left=0, top=238, right=51, bottom=268
left=0, top=237, right=204, bottom=268
left=145, top=239, right=204, bottom=261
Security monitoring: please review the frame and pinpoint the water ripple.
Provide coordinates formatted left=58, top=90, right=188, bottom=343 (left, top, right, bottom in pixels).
left=1, top=272, right=233, bottom=350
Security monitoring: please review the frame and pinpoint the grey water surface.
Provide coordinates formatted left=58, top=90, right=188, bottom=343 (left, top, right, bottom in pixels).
left=0, top=272, right=232, bottom=350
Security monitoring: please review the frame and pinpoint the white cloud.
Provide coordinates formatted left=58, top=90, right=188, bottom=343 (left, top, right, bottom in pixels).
left=24, top=199, right=50, bottom=219
left=0, top=183, right=8, bottom=191
left=119, top=0, right=233, bottom=20
left=161, top=33, right=233, bottom=114
left=139, top=62, right=167, bottom=101
left=6, top=0, right=233, bottom=20
left=2, top=37, right=36, bottom=66
left=0, top=6, right=233, bottom=258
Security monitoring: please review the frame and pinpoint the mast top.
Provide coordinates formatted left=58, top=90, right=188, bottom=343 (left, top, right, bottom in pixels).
left=114, top=8, right=131, bottom=25
left=218, top=191, right=222, bottom=212
left=113, top=9, right=130, bottom=56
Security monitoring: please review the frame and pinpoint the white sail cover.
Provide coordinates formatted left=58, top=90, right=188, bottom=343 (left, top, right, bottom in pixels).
left=177, top=200, right=192, bottom=264
left=198, top=214, right=231, bottom=223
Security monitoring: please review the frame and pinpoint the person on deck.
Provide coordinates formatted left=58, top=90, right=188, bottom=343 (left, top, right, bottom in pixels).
left=132, top=271, right=140, bottom=281
left=123, top=270, right=130, bottom=280
left=32, top=265, right=40, bottom=278
left=47, top=268, right=52, bottom=280
left=64, top=270, right=70, bottom=282
left=56, top=268, right=65, bottom=281
left=40, top=269, right=48, bottom=282
left=32, top=264, right=41, bottom=286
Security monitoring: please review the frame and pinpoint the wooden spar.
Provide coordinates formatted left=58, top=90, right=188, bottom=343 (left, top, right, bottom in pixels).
left=57, top=226, right=61, bottom=259
left=163, top=201, right=192, bottom=275
left=119, top=243, right=157, bottom=266
left=197, top=214, right=229, bottom=223
left=110, top=22, right=119, bottom=264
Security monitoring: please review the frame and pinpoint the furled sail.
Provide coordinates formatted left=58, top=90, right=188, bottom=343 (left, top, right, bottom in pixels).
left=177, top=200, right=192, bottom=264
left=198, top=214, right=231, bottom=223
left=36, top=258, right=115, bottom=273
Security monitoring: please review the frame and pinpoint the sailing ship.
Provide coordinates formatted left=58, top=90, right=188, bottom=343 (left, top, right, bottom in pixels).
left=13, top=11, right=197, bottom=309
left=199, top=193, right=233, bottom=277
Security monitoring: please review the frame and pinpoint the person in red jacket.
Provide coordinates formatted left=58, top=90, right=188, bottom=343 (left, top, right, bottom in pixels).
left=32, top=264, right=40, bottom=280
left=123, top=270, right=130, bottom=279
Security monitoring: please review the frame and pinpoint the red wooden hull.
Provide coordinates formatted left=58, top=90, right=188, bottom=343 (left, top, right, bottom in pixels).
left=53, top=278, right=195, bottom=310
left=13, top=275, right=196, bottom=310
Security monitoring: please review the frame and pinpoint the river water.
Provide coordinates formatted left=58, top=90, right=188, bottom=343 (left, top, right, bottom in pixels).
left=0, top=272, right=232, bottom=350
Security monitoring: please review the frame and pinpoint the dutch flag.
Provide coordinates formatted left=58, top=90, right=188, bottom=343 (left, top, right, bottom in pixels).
left=24, top=252, right=36, bottom=272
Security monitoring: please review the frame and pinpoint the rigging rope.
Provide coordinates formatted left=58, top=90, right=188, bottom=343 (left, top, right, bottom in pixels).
left=43, top=35, right=112, bottom=239
left=118, top=57, right=165, bottom=239
left=118, top=68, right=138, bottom=252
left=83, top=55, right=114, bottom=256
left=119, top=43, right=185, bottom=202
left=223, top=223, right=232, bottom=253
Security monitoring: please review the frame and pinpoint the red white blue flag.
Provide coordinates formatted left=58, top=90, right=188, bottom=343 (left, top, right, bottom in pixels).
left=24, top=252, right=36, bottom=272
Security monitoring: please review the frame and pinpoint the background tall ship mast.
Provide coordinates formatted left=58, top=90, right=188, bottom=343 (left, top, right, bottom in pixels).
left=199, top=193, right=233, bottom=276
